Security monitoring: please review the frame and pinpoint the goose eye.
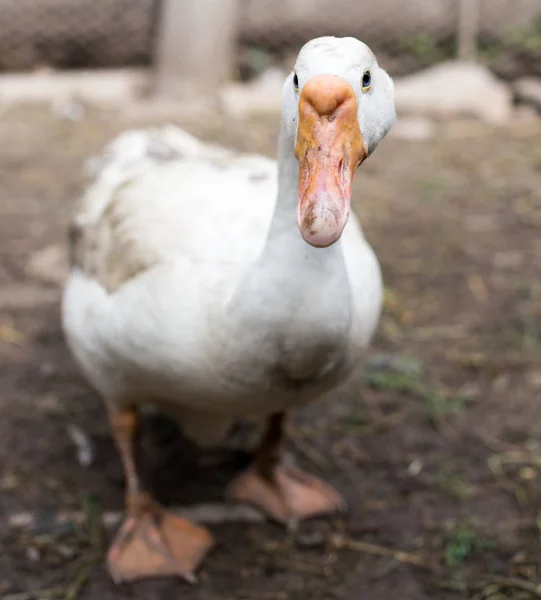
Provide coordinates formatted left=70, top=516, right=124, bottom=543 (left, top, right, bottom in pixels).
left=293, top=73, right=299, bottom=91
left=361, top=70, right=372, bottom=92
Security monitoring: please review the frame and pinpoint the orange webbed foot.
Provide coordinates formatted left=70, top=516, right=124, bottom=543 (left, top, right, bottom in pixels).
left=107, top=500, right=214, bottom=584
left=227, top=463, right=346, bottom=527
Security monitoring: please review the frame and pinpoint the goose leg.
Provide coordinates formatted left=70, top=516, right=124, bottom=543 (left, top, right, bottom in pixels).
left=227, top=412, right=346, bottom=527
left=106, top=405, right=213, bottom=583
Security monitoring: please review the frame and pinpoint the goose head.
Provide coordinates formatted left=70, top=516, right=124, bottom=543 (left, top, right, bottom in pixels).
left=281, top=36, right=396, bottom=248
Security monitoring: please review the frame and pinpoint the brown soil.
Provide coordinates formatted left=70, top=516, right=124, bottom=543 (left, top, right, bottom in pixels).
left=1, top=104, right=541, bottom=600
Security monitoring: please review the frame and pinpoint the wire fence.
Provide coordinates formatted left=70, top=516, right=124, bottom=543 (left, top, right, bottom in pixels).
left=0, top=0, right=539, bottom=79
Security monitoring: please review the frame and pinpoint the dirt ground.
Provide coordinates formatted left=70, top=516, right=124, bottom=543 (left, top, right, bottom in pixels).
left=0, top=103, right=540, bottom=600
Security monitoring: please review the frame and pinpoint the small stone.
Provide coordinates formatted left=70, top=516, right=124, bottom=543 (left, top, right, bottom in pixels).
left=394, top=61, right=513, bottom=125
left=38, top=393, right=62, bottom=413
left=26, top=547, right=41, bottom=562
left=408, top=458, right=423, bottom=476
left=67, top=424, right=94, bottom=467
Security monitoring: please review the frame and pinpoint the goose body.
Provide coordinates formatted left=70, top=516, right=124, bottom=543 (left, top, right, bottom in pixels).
left=63, top=127, right=382, bottom=443
left=61, top=36, right=396, bottom=583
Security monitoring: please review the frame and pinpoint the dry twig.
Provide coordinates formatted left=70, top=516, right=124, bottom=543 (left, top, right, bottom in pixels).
left=330, top=534, right=428, bottom=569
left=485, top=576, right=541, bottom=598
left=9, top=502, right=265, bottom=533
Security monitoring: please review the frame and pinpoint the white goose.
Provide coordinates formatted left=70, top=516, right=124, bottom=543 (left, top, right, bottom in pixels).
left=62, top=36, right=396, bottom=584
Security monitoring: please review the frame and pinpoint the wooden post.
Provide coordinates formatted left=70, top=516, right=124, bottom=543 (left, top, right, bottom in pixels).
left=153, top=0, right=239, bottom=98
left=457, top=0, right=480, bottom=60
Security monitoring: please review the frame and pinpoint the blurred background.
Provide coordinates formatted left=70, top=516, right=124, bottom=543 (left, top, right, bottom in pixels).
left=0, top=0, right=540, bottom=78
left=0, top=2, right=540, bottom=600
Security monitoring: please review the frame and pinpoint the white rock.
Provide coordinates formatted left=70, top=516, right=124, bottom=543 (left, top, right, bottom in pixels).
left=394, top=61, right=513, bottom=125
left=513, top=77, right=541, bottom=113
left=67, top=424, right=94, bottom=467
left=390, top=116, right=436, bottom=140
left=219, top=67, right=285, bottom=118
left=0, top=68, right=149, bottom=106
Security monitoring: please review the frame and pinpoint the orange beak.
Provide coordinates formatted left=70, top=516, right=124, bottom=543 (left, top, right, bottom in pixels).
left=295, top=75, right=367, bottom=247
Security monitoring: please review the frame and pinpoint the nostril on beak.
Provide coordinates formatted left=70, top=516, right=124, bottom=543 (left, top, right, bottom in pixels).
left=302, top=75, right=352, bottom=117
